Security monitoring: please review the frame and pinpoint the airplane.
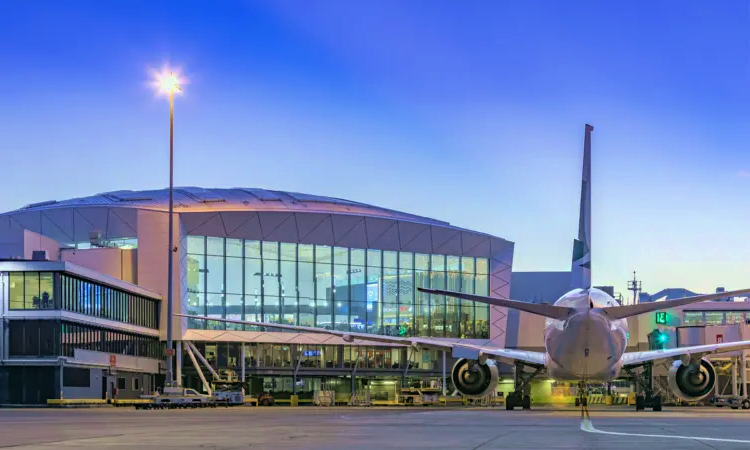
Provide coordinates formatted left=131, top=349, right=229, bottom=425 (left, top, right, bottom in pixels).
left=178, top=124, right=750, bottom=411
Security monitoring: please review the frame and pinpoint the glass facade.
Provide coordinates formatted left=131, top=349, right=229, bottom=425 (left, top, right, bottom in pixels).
left=186, top=236, right=491, bottom=338
left=60, top=274, right=159, bottom=329
left=7, top=319, right=161, bottom=359
left=8, top=272, right=55, bottom=309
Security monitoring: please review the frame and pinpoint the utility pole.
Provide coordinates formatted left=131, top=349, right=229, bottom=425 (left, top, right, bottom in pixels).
left=627, top=271, right=642, bottom=306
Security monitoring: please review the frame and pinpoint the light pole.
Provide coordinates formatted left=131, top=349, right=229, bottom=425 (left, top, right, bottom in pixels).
left=160, top=72, right=181, bottom=387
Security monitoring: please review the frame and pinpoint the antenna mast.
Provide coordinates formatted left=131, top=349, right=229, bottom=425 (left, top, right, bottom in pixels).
left=627, top=271, right=642, bottom=305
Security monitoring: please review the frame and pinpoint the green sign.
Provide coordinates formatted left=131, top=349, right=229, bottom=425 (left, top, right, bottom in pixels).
left=655, top=311, right=668, bottom=325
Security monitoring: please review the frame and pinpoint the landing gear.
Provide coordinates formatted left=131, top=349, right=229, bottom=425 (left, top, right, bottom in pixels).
left=624, top=362, right=662, bottom=412
left=505, top=361, right=543, bottom=410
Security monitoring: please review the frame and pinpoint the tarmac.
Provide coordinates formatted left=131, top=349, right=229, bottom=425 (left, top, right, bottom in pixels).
left=1, top=405, right=750, bottom=449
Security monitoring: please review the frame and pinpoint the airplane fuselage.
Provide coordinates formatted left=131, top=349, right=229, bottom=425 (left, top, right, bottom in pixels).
left=543, top=287, right=628, bottom=382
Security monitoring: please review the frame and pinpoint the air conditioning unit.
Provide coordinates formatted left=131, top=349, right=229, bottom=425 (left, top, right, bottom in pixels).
left=31, top=250, right=48, bottom=261
left=89, top=230, right=102, bottom=247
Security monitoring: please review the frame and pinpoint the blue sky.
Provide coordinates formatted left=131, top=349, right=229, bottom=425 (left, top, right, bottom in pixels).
left=1, top=1, right=749, bottom=297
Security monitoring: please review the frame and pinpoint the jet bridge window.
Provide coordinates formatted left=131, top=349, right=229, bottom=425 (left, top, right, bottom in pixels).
left=683, top=312, right=703, bottom=326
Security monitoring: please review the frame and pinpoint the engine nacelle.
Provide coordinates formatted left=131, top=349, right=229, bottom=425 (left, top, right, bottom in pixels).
left=451, top=358, right=499, bottom=399
left=667, top=358, right=716, bottom=402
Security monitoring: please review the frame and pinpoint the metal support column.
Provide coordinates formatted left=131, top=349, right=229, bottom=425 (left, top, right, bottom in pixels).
left=732, top=356, right=738, bottom=397
left=442, top=350, right=447, bottom=396
left=176, top=341, right=182, bottom=386
left=240, top=344, right=246, bottom=383
left=184, top=342, right=212, bottom=396
left=186, top=341, right=220, bottom=379
left=293, top=354, right=302, bottom=395
left=742, top=352, right=748, bottom=398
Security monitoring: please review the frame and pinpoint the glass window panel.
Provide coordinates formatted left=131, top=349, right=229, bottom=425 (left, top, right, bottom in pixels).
left=315, top=299, right=332, bottom=329
left=263, top=265, right=280, bottom=297
left=299, top=261, right=314, bottom=305
left=298, top=244, right=313, bottom=263
left=207, top=237, right=224, bottom=256
left=430, top=265, right=445, bottom=337
left=726, top=311, right=745, bottom=325
left=333, top=247, right=348, bottom=265
left=316, top=257, right=332, bottom=302
left=415, top=253, right=429, bottom=271
left=683, top=311, right=704, bottom=326
left=245, top=240, right=261, bottom=259
left=187, top=254, right=205, bottom=295
left=399, top=252, right=413, bottom=270
left=415, top=269, right=430, bottom=335
left=315, top=245, right=331, bottom=263
left=334, top=264, right=350, bottom=301
left=187, top=236, right=205, bottom=255
left=280, top=260, right=297, bottom=323
left=461, top=257, right=474, bottom=275
left=431, top=254, right=445, bottom=272
left=244, top=301, right=261, bottom=323
left=351, top=248, right=365, bottom=266
left=245, top=258, right=262, bottom=300
left=476, top=305, right=490, bottom=338
left=447, top=255, right=460, bottom=273
left=262, top=241, right=279, bottom=259
left=381, top=303, right=399, bottom=335
left=280, top=242, right=297, bottom=261
left=334, top=300, right=349, bottom=332
left=226, top=238, right=242, bottom=257
left=367, top=249, right=381, bottom=267
left=705, top=312, right=724, bottom=326
left=25, top=272, right=40, bottom=309
left=40, top=272, right=54, bottom=309
left=9, top=273, right=24, bottom=309
left=383, top=267, right=398, bottom=304
left=476, top=258, right=489, bottom=275
left=263, top=296, right=281, bottom=323
left=350, top=265, right=366, bottom=302
left=383, top=251, right=397, bottom=268
left=225, top=294, right=243, bottom=330
left=206, top=256, right=224, bottom=293
left=475, top=274, right=488, bottom=296
left=226, top=257, right=243, bottom=294
left=207, top=293, right=223, bottom=317
left=350, top=302, right=367, bottom=332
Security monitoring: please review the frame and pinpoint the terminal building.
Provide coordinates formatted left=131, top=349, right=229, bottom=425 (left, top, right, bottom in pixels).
left=0, top=187, right=514, bottom=404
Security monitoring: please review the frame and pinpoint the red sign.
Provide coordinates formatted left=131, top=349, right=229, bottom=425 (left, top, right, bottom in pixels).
left=164, top=349, right=176, bottom=357
left=109, top=354, right=116, bottom=366
left=717, top=334, right=724, bottom=344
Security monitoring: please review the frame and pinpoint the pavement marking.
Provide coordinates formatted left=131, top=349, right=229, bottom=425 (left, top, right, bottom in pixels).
left=581, top=417, right=750, bottom=444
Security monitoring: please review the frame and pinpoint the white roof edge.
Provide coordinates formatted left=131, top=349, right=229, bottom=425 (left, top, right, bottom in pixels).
left=0, top=260, right=162, bottom=300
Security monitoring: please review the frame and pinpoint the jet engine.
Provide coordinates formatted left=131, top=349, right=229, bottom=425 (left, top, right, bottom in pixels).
left=667, top=358, right=716, bottom=402
left=451, top=358, right=499, bottom=399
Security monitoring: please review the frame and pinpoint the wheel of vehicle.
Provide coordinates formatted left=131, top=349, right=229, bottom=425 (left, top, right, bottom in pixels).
left=652, top=395, right=662, bottom=412
left=742, top=400, right=750, bottom=410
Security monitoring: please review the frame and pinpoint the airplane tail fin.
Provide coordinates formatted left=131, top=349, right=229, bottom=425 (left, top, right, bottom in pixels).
left=571, top=124, right=593, bottom=289
left=601, top=287, right=750, bottom=320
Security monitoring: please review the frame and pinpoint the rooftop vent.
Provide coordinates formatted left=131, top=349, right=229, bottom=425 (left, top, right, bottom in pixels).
left=31, top=250, right=48, bottom=261
left=102, top=190, right=154, bottom=202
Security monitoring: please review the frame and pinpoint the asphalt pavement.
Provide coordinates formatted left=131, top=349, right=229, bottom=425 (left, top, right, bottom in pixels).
left=0, top=405, right=749, bottom=449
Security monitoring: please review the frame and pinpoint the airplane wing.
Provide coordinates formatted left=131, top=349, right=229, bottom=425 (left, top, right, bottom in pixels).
left=176, top=314, right=547, bottom=367
left=601, top=287, right=750, bottom=320
left=623, top=339, right=750, bottom=366
left=417, top=288, right=575, bottom=320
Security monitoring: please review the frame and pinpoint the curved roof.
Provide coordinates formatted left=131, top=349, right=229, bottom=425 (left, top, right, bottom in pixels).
left=9, top=187, right=451, bottom=227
